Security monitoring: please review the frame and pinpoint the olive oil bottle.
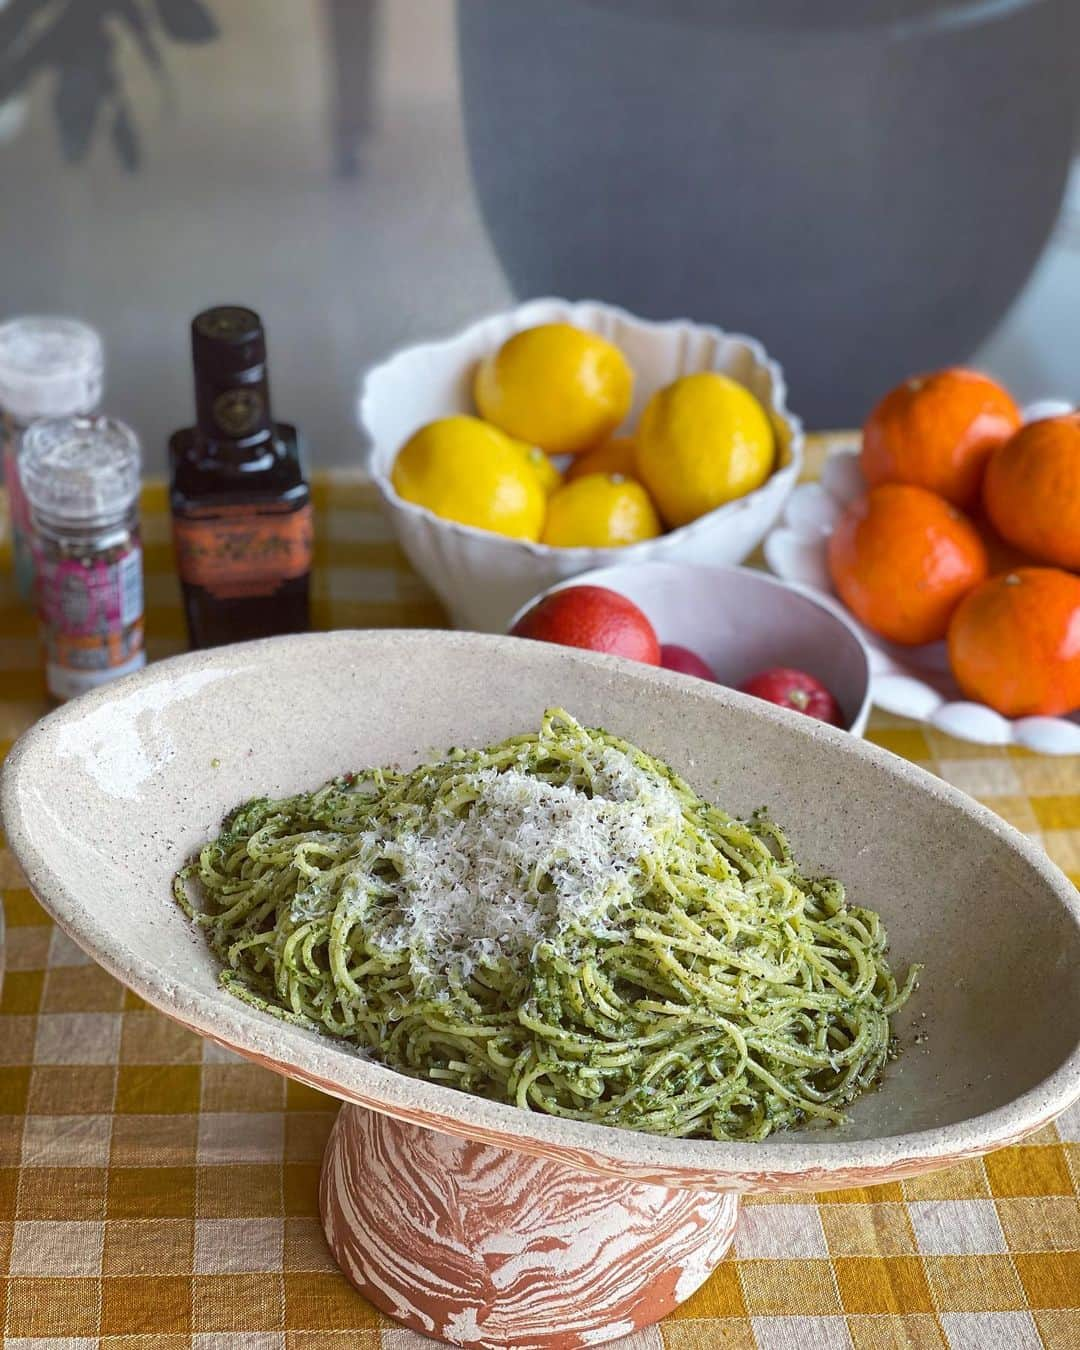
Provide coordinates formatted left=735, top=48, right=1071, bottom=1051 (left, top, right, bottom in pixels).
left=169, top=306, right=312, bottom=648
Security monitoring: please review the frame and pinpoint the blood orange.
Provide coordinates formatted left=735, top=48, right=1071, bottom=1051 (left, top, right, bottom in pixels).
left=660, top=644, right=717, bottom=680
left=510, top=585, right=660, bottom=664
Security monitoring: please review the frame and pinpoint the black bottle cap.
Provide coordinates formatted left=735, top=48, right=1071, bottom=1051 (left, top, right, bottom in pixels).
left=191, top=306, right=266, bottom=377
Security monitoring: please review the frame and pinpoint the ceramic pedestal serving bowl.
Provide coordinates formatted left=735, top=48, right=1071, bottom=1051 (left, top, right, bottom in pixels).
left=3, top=631, right=1080, bottom=1350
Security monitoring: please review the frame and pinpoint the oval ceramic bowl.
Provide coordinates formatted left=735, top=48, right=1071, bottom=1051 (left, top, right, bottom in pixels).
left=3, top=632, right=1079, bottom=1349
left=508, top=562, right=872, bottom=735
left=764, top=413, right=1080, bottom=755
left=358, top=298, right=804, bottom=632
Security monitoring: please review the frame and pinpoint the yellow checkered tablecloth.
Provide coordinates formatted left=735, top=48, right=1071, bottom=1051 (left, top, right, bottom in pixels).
left=0, top=437, right=1077, bottom=1350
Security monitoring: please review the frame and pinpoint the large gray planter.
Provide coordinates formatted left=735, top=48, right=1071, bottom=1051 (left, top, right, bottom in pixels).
left=458, top=0, right=1078, bottom=425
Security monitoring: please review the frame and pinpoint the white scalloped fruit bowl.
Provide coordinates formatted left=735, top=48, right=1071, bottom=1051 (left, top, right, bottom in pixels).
left=358, top=298, right=803, bottom=633
left=764, top=405, right=1080, bottom=756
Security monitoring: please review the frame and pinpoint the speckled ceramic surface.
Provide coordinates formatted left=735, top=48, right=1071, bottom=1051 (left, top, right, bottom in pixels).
left=3, top=629, right=1078, bottom=1193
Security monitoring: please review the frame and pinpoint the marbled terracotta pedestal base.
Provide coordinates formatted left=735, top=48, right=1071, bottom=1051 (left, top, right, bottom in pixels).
left=320, top=1104, right=740, bottom=1350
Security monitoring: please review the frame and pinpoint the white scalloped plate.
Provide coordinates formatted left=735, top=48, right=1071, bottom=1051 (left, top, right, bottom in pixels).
left=763, top=406, right=1080, bottom=756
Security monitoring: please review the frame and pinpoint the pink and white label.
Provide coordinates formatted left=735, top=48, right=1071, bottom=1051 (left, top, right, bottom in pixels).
left=38, top=546, right=143, bottom=638
left=36, top=542, right=145, bottom=699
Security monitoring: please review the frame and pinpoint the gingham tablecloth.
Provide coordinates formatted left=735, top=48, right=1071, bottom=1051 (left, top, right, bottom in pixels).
left=0, top=437, right=1077, bottom=1350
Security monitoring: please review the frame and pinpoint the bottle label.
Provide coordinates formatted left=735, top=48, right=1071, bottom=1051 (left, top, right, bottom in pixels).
left=212, top=387, right=265, bottom=438
left=37, top=541, right=146, bottom=699
left=173, top=501, right=313, bottom=600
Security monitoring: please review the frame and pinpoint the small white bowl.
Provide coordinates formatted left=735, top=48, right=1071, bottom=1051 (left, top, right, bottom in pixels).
left=358, top=298, right=804, bottom=632
left=508, top=562, right=872, bottom=736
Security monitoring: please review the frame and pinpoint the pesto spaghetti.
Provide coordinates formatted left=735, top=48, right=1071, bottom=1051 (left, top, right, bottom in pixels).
left=175, top=709, right=919, bottom=1141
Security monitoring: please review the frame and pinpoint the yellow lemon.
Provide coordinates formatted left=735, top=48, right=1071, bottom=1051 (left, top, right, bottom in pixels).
left=541, top=473, right=662, bottom=548
left=474, top=323, right=633, bottom=456
left=512, top=438, right=563, bottom=494
left=565, top=435, right=639, bottom=483
left=391, top=415, right=545, bottom=540
left=636, top=372, right=775, bottom=528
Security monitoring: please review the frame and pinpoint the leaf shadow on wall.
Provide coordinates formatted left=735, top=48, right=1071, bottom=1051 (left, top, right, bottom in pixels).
left=0, top=0, right=219, bottom=171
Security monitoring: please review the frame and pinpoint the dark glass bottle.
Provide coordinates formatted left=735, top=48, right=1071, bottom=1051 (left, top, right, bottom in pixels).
left=169, top=306, right=312, bottom=649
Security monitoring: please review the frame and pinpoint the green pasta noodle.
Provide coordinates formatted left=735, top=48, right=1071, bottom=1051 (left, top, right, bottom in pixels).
left=175, top=709, right=920, bottom=1141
